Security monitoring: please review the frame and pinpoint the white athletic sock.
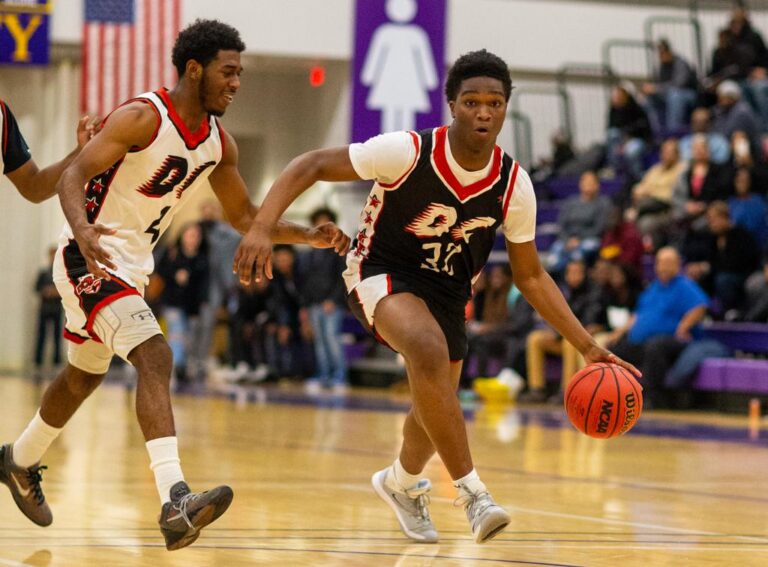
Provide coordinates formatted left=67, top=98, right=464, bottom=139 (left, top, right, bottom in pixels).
left=146, top=437, right=185, bottom=505
left=453, top=468, right=487, bottom=496
left=13, top=411, right=63, bottom=468
left=386, top=458, right=422, bottom=492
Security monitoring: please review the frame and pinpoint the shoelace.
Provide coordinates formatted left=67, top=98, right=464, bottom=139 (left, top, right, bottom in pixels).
left=171, top=492, right=198, bottom=529
left=404, top=488, right=431, bottom=522
left=454, top=491, right=494, bottom=520
left=25, top=466, right=48, bottom=506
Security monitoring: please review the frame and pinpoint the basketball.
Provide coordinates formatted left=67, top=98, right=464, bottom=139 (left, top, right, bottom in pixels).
left=564, top=363, right=643, bottom=438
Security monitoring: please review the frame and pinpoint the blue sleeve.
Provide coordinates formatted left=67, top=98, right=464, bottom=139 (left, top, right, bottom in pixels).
left=679, top=278, right=709, bottom=312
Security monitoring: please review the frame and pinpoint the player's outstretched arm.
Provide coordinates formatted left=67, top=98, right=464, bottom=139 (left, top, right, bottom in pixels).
left=230, top=145, right=360, bottom=285
left=7, top=115, right=100, bottom=203
left=209, top=131, right=351, bottom=260
left=57, top=103, right=156, bottom=279
left=507, top=239, right=641, bottom=377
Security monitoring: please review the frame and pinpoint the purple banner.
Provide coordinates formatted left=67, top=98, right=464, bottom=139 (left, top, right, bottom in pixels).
left=0, top=1, right=50, bottom=66
left=351, top=0, right=447, bottom=143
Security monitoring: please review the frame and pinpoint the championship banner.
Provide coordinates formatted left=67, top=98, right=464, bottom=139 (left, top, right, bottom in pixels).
left=351, top=0, right=447, bottom=142
left=0, top=0, right=51, bottom=65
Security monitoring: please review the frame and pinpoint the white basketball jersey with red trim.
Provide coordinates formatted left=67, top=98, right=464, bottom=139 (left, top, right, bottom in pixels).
left=57, top=89, right=224, bottom=287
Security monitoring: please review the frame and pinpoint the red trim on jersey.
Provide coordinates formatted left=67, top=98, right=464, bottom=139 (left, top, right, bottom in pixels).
left=501, top=161, right=521, bottom=219
left=156, top=88, right=211, bottom=149
left=357, top=190, right=387, bottom=283
left=432, top=126, right=502, bottom=201
left=85, top=288, right=141, bottom=337
left=63, top=329, right=87, bottom=344
left=81, top=24, right=89, bottom=113
left=386, top=274, right=392, bottom=294
left=379, top=131, right=421, bottom=189
left=89, top=157, right=125, bottom=224
left=62, top=241, right=87, bottom=316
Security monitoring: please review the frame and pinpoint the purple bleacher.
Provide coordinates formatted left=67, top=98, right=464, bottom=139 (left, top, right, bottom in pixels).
left=691, top=358, right=727, bottom=391
left=722, top=359, right=768, bottom=394
left=537, top=202, right=560, bottom=224
left=701, top=323, right=768, bottom=354
left=536, top=232, right=558, bottom=251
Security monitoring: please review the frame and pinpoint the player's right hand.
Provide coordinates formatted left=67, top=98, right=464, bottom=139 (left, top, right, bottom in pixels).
left=73, top=223, right=117, bottom=280
left=234, top=222, right=273, bottom=285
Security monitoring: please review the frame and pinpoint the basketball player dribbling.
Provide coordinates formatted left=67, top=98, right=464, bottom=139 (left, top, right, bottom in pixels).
left=234, top=50, right=640, bottom=544
left=1, top=98, right=98, bottom=202
left=0, top=20, right=349, bottom=551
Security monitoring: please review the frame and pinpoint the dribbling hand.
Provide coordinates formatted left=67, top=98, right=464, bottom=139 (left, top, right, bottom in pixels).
left=73, top=223, right=117, bottom=280
left=582, top=343, right=642, bottom=378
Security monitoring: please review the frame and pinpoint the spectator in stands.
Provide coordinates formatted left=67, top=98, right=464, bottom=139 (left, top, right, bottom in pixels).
left=641, top=39, right=699, bottom=133
left=546, top=171, right=612, bottom=274
left=727, top=129, right=768, bottom=192
left=744, top=253, right=768, bottom=322
left=711, top=80, right=762, bottom=159
left=679, top=107, right=731, bottom=165
left=33, top=247, right=62, bottom=377
left=628, top=138, right=686, bottom=247
left=521, top=260, right=606, bottom=404
left=198, top=200, right=241, bottom=370
left=270, top=245, right=312, bottom=378
left=604, top=262, right=642, bottom=336
left=683, top=201, right=761, bottom=314
left=300, top=208, right=349, bottom=393
left=728, top=4, right=768, bottom=129
left=672, top=134, right=731, bottom=232
left=228, top=278, right=276, bottom=382
left=728, top=167, right=768, bottom=246
left=158, top=223, right=210, bottom=387
left=599, top=205, right=644, bottom=274
left=606, top=83, right=652, bottom=180
left=706, top=28, right=753, bottom=92
left=607, top=247, right=708, bottom=409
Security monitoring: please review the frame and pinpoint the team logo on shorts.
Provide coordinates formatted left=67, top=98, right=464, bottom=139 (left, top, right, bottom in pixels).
left=75, top=275, right=103, bottom=296
left=131, top=310, right=156, bottom=322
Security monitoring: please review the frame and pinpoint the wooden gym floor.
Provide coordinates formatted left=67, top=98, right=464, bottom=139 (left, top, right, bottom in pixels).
left=0, top=375, right=767, bottom=566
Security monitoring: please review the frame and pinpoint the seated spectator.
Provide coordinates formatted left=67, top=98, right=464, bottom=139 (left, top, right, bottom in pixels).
left=683, top=201, right=761, bottom=314
left=726, top=130, right=768, bottom=194
left=679, top=107, right=731, bottom=165
left=728, top=167, right=768, bottom=246
left=706, top=28, right=753, bottom=92
left=744, top=254, right=768, bottom=322
left=465, top=265, right=534, bottom=382
left=628, top=138, right=686, bottom=247
left=300, top=207, right=349, bottom=393
left=606, top=83, right=652, bottom=180
left=727, top=5, right=768, bottom=129
left=672, top=134, right=731, bottom=232
left=546, top=171, right=612, bottom=274
left=711, top=80, right=762, bottom=159
left=599, top=205, right=644, bottom=274
left=607, top=247, right=708, bottom=409
left=522, top=260, right=606, bottom=404
left=641, top=39, right=699, bottom=132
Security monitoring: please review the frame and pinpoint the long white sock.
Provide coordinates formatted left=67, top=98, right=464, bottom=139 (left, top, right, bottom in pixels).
left=453, top=468, right=487, bottom=496
left=13, top=411, right=63, bottom=468
left=146, top=437, right=185, bottom=504
left=386, top=458, right=422, bottom=492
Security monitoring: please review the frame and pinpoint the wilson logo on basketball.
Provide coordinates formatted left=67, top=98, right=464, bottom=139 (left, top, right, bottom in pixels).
left=596, top=400, right=614, bottom=433
left=75, top=275, right=103, bottom=296
left=620, top=392, right=638, bottom=434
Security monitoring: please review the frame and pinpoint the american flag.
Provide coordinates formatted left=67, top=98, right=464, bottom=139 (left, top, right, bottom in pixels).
left=81, top=0, right=181, bottom=116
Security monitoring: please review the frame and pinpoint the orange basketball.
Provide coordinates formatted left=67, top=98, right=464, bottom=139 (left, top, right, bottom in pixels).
left=564, top=363, right=643, bottom=438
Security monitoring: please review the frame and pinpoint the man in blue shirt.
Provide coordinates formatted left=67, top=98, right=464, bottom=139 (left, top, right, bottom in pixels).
left=607, top=247, right=708, bottom=408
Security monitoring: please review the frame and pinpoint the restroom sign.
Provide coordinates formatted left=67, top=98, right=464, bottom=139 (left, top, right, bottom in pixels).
left=0, top=0, right=51, bottom=65
left=351, top=0, right=446, bottom=142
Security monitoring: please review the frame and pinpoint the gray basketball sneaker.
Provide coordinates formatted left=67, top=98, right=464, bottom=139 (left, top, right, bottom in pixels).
left=158, top=481, right=233, bottom=551
left=455, top=485, right=511, bottom=543
left=371, top=468, right=438, bottom=543
left=0, top=444, right=52, bottom=527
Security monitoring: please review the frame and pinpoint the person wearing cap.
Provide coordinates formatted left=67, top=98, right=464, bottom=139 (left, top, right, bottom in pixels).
left=712, top=80, right=763, bottom=159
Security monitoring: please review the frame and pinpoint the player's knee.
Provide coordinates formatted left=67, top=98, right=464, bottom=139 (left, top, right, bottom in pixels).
left=129, top=335, right=172, bottom=378
left=403, top=335, right=449, bottom=377
left=65, top=365, right=105, bottom=397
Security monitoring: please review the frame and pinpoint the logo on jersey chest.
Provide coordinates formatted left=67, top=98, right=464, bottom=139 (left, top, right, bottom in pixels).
left=137, top=155, right=216, bottom=199
left=406, top=203, right=497, bottom=243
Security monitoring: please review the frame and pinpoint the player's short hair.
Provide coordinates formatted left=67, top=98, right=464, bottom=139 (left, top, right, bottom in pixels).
left=444, top=49, right=513, bottom=102
left=172, top=19, right=245, bottom=77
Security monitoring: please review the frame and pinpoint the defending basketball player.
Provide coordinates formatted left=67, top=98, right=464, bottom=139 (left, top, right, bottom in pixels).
left=234, top=49, right=639, bottom=544
left=1, top=98, right=98, bottom=203
left=0, top=20, right=349, bottom=551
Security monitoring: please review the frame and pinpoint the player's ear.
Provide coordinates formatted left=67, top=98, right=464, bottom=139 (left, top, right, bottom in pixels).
left=448, top=99, right=456, bottom=118
left=185, top=60, right=202, bottom=81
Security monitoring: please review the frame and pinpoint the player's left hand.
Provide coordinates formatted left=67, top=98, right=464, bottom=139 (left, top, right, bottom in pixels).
left=583, top=343, right=642, bottom=379
left=307, top=222, right=351, bottom=255
left=76, top=115, right=102, bottom=149
left=233, top=222, right=273, bottom=285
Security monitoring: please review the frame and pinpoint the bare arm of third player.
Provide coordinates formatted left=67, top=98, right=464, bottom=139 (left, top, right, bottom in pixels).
left=55, top=102, right=350, bottom=280
left=234, top=146, right=641, bottom=377
left=8, top=115, right=99, bottom=203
